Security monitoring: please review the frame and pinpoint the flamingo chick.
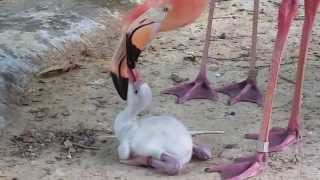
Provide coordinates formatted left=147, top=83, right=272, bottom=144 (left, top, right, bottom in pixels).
left=114, top=73, right=212, bottom=175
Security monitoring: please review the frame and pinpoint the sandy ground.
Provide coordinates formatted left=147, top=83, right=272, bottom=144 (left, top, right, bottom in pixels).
left=1, top=1, right=320, bottom=179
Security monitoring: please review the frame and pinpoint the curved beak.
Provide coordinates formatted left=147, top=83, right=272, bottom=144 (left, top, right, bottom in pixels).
left=110, top=8, right=165, bottom=100
left=110, top=71, right=129, bottom=100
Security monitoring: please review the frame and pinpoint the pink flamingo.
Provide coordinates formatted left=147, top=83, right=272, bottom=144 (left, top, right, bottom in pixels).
left=205, top=0, right=320, bottom=179
left=110, top=0, right=320, bottom=179
left=110, top=0, right=262, bottom=105
left=109, top=0, right=208, bottom=100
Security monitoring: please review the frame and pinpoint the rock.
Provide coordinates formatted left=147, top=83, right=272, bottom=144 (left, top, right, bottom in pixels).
left=54, top=156, right=62, bottom=161
left=240, top=52, right=249, bottom=57
left=96, top=134, right=115, bottom=143
left=169, top=73, right=188, bottom=83
left=66, top=153, right=72, bottom=159
left=207, top=108, right=215, bottom=112
left=224, top=144, right=239, bottom=149
left=151, top=71, right=160, bottom=76
left=63, top=140, right=73, bottom=149
left=218, top=33, right=227, bottom=39
left=46, top=160, right=55, bottom=164
left=35, top=111, right=48, bottom=119
left=61, top=109, right=70, bottom=116
left=49, top=113, right=58, bottom=118
left=183, top=55, right=197, bottom=62
left=29, top=107, right=49, bottom=114
left=176, top=43, right=187, bottom=50
left=237, top=8, right=246, bottom=12
left=0, top=0, right=120, bottom=128
left=38, top=79, right=47, bottom=84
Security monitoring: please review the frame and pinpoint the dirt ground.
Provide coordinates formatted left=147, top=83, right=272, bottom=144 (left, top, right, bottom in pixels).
left=1, top=1, right=320, bottom=180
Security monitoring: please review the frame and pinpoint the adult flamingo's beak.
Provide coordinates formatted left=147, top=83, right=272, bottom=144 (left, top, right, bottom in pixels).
left=110, top=6, right=168, bottom=100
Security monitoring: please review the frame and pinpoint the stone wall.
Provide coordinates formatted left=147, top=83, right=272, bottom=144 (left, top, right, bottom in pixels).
left=0, top=0, right=136, bottom=128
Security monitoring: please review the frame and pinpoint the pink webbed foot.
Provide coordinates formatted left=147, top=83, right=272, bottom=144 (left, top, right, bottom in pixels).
left=121, top=154, right=185, bottom=175
left=205, top=153, right=266, bottom=180
left=162, top=75, right=218, bottom=104
left=193, top=144, right=213, bottom=160
left=245, top=127, right=301, bottom=152
left=150, top=153, right=185, bottom=175
left=217, top=79, right=263, bottom=106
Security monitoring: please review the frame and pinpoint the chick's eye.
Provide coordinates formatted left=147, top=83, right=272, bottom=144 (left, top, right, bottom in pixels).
left=134, top=90, right=138, bottom=94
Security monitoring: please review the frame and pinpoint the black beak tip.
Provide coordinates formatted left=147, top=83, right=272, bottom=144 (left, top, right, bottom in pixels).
left=110, top=72, right=128, bottom=100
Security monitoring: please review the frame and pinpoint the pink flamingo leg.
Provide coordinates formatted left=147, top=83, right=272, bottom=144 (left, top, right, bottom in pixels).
left=206, top=0, right=308, bottom=179
left=162, top=0, right=218, bottom=104
left=245, top=0, right=320, bottom=152
left=217, top=0, right=263, bottom=106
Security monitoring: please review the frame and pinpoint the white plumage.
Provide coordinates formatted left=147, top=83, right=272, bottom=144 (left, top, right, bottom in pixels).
left=114, top=81, right=193, bottom=165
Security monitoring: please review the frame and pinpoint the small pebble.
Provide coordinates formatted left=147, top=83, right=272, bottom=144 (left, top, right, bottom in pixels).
left=46, top=160, right=55, bottom=164
left=96, top=135, right=112, bottom=143
left=151, top=71, right=160, bottom=76
left=218, top=33, right=226, bottom=39
left=54, top=156, right=62, bottom=161
left=49, top=113, right=58, bottom=118
left=169, top=73, right=188, bottom=83
left=183, top=55, right=197, bottom=62
left=215, top=73, right=222, bottom=77
left=61, top=109, right=70, bottom=116
left=66, top=153, right=72, bottom=159
left=63, top=140, right=73, bottom=149
left=224, top=144, right=239, bottom=149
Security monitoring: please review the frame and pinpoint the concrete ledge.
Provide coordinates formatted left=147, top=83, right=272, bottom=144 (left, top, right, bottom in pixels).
left=0, top=0, right=136, bottom=128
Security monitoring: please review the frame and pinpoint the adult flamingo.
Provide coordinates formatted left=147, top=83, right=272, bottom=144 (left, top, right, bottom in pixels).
left=110, top=0, right=320, bottom=179
left=110, top=0, right=262, bottom=105
left=206, top=0, right=320, bottom=179
left=110, top=0, right=209, bottom=100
